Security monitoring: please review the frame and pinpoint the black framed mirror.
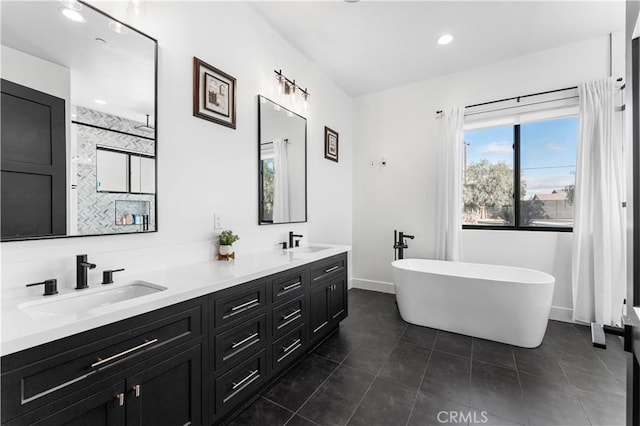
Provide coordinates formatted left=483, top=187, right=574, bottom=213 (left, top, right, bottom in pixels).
left=0, top=1, right=157, bottom=241
left=258, top=95, right=307, bottom=224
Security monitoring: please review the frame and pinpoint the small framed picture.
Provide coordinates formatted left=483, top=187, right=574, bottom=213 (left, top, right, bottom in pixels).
left=193, top=57, right=236, bottom=129
left=324, top=126, right=339, bottom=162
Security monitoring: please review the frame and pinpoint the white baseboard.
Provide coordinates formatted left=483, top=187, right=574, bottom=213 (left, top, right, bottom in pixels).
left=549, top=306, right=575, bottom=323
left=351, top=278, right=395, bottom=294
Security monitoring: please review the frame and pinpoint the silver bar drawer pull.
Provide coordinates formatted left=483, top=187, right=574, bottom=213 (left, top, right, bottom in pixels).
left=324, top=266, right=340, bottom=274
left=283, top=338, right=301, bottom=353
left=231, top=298, right=259, bottom=311
left=133, top=384, right=141, bottom=398
left=283, top=281, right=302, bottom=291
left=91, top=339, right=158, bottom=368
left=282, top=309, right=302, bottom=320
left=232, top=369, right=259, bottom=390
left=231, top=332, right=259, bottom=349
left=117, top=393, right=125, bottom=407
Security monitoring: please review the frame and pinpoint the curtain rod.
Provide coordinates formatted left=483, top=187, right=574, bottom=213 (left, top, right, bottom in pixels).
left=435, top=78, right=624, bottom=115
left=260, top=138, right=289, bottom=146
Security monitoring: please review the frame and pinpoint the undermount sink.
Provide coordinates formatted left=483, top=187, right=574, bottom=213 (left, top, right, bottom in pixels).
left=19, top=281, right=167, bottom=320
left=289, top=245, right=330, bottom=254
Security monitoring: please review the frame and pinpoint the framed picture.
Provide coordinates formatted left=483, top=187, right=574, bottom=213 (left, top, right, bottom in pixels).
left=193, top=57, right=236, bottom=128
left=324, top=126, right=339, bottom=162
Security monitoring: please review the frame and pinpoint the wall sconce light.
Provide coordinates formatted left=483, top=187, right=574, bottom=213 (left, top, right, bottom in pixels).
left=274, top=69, right=310, bottom=110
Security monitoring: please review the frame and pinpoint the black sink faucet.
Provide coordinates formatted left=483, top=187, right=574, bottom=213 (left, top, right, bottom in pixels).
left=289, top=231, right=303, bottom=249
left=76, top=254, right=96, bottom=290
left=26, top=279, right=58, bottom=296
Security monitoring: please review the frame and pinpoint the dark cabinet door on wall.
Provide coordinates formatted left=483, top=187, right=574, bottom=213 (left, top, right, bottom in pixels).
left=0, top=79, right=66, bottom=239
left=125, top=344, right=202, bottom=426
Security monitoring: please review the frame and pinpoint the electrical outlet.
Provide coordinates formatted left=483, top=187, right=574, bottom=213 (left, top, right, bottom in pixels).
left=214, top=214, right=222, bottom=230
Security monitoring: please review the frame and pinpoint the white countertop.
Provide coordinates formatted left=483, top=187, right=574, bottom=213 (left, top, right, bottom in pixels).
left=1, top=245, right=350, bottom=357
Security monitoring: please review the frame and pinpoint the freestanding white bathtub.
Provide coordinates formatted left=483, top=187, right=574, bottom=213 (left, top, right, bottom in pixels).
left=391, top=258, right=555, bottom=348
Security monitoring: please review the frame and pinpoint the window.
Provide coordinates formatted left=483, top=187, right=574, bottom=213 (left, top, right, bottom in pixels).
left=95, top=147, right=156, bottom=194
left=462, top=116, right=577, bottom=230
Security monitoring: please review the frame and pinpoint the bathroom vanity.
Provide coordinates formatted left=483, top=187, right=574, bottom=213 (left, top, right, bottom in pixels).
left=0, top=248, right=349, bottom=425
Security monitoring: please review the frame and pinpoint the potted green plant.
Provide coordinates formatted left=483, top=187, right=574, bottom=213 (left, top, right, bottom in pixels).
left=219, top=230, right=239, bottom=256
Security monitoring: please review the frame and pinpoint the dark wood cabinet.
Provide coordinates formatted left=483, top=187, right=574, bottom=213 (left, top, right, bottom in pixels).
left=1, top=298, right=206, bottom=426
left=2, top=251, right=348, bottom=426
left=272, top=325, right=306, bottom=373
left=310, top=276, right=348, bottom=342
left=271, top=266, right=307, bottom=305
left=310, top=282, right=331, bottom=341
left=272, top=295, right=306, bottom=341
left=213, top=349, right=267, bottom=417
left=329, top=277, right=348, bottom=323
left=11, top=342, right=204, bottom=426
left=213, top=279, right=268, bottom=329
left=126, top=343, right=202, bottom=426
left=5, top=382, right=125, bottom=426
left=213, top=313, right=267, bottom=371
left=309, top=254, right=348, bottom=344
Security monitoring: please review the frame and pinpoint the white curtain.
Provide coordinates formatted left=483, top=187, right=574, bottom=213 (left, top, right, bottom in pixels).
left=572, top=77, right=626, bottom=325
left=273, top=139, right=290, bottom=222
left=435, top=106, right=465, bottom=261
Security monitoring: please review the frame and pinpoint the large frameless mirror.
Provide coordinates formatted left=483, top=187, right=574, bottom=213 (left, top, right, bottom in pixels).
left=1, top=1, right=157, bottom=241
left=258, top=95, right=307, bottom=224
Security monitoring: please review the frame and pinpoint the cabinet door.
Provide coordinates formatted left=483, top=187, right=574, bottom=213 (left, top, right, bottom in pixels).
left=125, top=344, right=202, bottom=426
left=309, top=283, right=330, bottom=341
left=329, top=278, right=347, bottom=322
left=7, top=382, right=126, bottom=426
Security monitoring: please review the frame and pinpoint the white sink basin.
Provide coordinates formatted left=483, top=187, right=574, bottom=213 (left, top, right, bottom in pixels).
left=19, top=281, right=167, bottom=320
left=289, top=245, right=330, bottom=254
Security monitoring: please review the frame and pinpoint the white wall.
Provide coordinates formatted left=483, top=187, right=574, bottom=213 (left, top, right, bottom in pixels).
left=1, top=2, right=353, bottom=296
left=352, top=34, right=619, bottom=320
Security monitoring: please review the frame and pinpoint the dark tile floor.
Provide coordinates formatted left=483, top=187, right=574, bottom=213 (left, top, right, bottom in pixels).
left=228, top=289, right=627, bottom=426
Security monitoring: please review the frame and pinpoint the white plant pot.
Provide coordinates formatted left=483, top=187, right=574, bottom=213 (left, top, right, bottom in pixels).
left=219, top=245, right=234, bottom=256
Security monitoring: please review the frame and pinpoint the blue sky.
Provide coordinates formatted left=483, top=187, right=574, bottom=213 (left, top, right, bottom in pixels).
left=464, top=116, right=578, bottom=197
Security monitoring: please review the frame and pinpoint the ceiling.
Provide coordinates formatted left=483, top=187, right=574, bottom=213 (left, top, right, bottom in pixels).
left=1, top=1, right=155, bottom=123
left=249, top=1, right=625, bottom=97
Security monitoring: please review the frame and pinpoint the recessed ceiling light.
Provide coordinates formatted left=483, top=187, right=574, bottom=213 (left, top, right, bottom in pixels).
left=438, top=34, right=453, bottom=45
left=95, top=37, right=106, bottom=44
left=344, top=0, right=360, bottom=3
left=94, top=99, right=106, bottom=105
left=61, top=8, right=85, bottom=23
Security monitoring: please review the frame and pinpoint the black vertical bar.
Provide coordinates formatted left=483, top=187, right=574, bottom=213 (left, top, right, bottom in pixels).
left=258, top=96, right=264, bottom=224
left=633, top=37, right=640, bottom=307
left=630, top=36, right=640, bottom=426
left=394, top=230, right=398, bottom=261
left=513, top=125, right=521, bottom=228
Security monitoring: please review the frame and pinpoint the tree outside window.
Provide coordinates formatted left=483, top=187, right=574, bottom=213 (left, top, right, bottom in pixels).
left=462, top=116, right=577, bottom=230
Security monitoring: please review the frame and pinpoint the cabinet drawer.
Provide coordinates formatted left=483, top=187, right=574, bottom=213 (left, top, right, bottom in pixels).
left=272, top=267, right=307, bottom=304
left=310, top=254, right=346, bottom=285
left=214, top=313, right=266, bottom=372
left=272, top=295, right=305, bottom=341
left=213, top=280, right=267, bottom=328
left=214, top=349, right=267, bottom=416
left=272, top=326, right=306, bottom=372
left=1, top=298, right=204, bottom=423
